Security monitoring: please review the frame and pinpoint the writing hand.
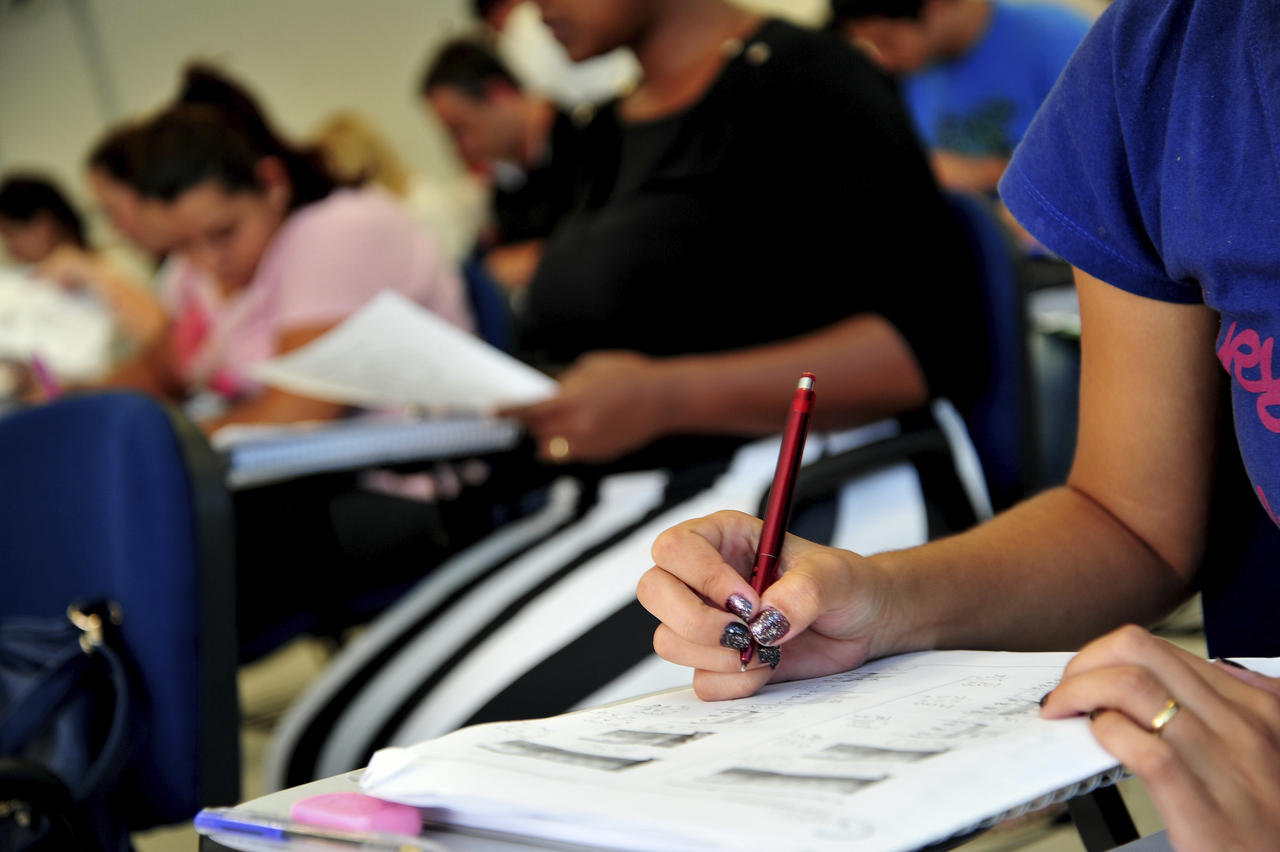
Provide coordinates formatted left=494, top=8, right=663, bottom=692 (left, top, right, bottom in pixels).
left=639, top=510, right=898, bottom=701
left=498, top=351, right=669, bottom=463
left=1042, top=626, right=1280, bottom=850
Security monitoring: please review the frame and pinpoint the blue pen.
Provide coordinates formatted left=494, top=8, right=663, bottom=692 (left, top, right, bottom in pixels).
left=194, top=807, right=441, bottom=851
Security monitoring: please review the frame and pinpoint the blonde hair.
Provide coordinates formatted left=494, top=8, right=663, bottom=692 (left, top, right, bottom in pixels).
left=310, top=111, right=411, bottom=197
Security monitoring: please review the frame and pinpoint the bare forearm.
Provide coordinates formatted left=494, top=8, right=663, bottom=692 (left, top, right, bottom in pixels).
left=930, top=151, right=1010, bottom=194
left=201, top=389, right=345, bottom=436
left=658, top=315, right=928, bottom=437
left=89, top=265, right=167, bottom=344
left=871, top=485, right=1193, bottom=658
left=99, top=336, right=183, bottom=398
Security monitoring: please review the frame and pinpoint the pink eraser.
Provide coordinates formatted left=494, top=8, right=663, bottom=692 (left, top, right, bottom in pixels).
left=290, top=792, right=422, bottom=835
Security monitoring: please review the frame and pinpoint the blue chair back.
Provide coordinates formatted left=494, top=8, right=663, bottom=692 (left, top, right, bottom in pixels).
left=945, top=191, right=1034, bottom=509
left=462, top=255, right=515, bottom=353
left=0, top=391, right=239, bottom=828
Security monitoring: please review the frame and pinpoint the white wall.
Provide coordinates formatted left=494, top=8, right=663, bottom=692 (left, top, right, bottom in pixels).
left=0, top=1, right=825, bottom=206
left=0, top=0, right=1099, bottom=257
left=0, top=0, right=476, bottom=204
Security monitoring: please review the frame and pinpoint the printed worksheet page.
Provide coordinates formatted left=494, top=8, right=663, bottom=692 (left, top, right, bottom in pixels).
left=362, top=651, right=1125, bottom=852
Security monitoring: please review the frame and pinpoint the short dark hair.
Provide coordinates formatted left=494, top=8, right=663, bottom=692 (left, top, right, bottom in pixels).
left=0, top=174, right=87, bottom=248
left=419, top=38, right=518, bottom=99
left=136, top=103, right=334, bottom=211
left=829, top=0, right=928, bottom=23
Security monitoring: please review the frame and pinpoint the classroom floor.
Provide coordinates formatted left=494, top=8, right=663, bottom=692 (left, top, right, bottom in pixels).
left=133, top=599, right=1207, bottom=852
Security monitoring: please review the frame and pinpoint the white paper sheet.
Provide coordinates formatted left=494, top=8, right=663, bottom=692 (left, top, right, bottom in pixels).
left=362, top=651, right=1126, bottom=852
left=0, top=269, right=114, bottom=380
left=251, top=290, right=556, bottom=412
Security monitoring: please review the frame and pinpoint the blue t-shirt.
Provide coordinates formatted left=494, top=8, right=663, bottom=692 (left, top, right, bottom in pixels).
left=999, top=0, right=1280, bottom=655
left=905, top=0, right=1091, bottom=156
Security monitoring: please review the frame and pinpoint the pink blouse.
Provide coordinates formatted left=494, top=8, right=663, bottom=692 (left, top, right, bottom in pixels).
left=163, top=188, right=472, bottom=398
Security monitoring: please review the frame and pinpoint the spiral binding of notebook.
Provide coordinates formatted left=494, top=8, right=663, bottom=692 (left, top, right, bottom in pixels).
left=969, top=765, right=1132, bottom=833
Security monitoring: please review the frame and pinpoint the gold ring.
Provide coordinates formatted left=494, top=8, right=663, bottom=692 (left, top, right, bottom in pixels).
left=1149, top=698, right=1180, bottom=735
left=547, top=436, right=571, bottom=461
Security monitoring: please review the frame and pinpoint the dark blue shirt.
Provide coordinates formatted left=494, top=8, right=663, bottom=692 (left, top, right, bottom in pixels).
left=999, top=0, right=1280, bottom=655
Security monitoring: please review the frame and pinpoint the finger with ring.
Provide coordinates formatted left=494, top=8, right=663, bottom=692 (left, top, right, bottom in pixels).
left=1149, top=698, right=1180, bottom=735
left=548, top=436, right=571, bottom=461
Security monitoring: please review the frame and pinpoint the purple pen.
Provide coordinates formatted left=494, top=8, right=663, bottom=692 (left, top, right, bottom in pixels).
left=29, top=354, right=62, bottom=400
left=194, top=807, right=440, bottom=851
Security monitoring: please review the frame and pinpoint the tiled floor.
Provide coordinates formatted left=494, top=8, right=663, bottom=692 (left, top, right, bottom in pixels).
left=134, top=599, right=1207, bottom=852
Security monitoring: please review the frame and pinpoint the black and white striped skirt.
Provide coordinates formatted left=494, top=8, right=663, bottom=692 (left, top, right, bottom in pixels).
left=265, top=401, right=990, bottom=790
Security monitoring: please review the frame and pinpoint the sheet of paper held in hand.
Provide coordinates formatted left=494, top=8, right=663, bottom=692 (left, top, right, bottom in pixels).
left=361, top=650, right=1123, bottom=852
left=251, top=290, right=556, bottom=412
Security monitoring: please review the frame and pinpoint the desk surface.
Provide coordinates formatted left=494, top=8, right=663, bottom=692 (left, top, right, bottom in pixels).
left=198, top=771, right=590, bottom=851
left=198, top=770, right=1174, bottom=852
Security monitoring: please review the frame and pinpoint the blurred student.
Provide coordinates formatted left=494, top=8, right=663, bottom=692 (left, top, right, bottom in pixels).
left=0, top=172, right=161, bottom=351
left=475, top=0, right=639, bottom=109
left=65, top=64, right=296, bottom=344
left=114, top=103, right=470, bottom=431
left=641, top=0, right=1280, bottom=845
left=830, top=0, right=1091, bottom=196
left=0, top=174, right=119, bottom=388
left=268, top=0, right=989, bottom=788
left=18, top=134, right=178, bottom=346
left=421, top=38, right=585, bottom=292
left=502, top=0, right=984, bottom=466
left=0, top=175, right=89, bottom=265
left=117, top=101, right=477, bottom=658
left=311, top=110, right=486, bottom=263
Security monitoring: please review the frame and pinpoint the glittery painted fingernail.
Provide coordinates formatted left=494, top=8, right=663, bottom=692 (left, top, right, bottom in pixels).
left=758, top=645, right=781, bottom=669
left=748, top=607, right=790, bottom=646
left=726, top=593, right=752, bottom=620
left=719, top=622, right=751, bottom=652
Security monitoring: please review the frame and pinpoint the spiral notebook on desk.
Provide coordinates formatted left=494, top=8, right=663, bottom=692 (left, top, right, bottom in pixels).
left=360, top=651, right=1127, bottom=852
left=213, top=415, right=526, bottom=489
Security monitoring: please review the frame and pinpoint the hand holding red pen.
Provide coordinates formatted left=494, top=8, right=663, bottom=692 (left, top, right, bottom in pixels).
left=639, top=372, right=905, bottom=699
left=640, top=508, right=895, bottom=700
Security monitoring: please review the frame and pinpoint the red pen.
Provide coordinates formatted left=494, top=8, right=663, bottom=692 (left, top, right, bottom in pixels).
left=741, top=372, right=815, bottom=670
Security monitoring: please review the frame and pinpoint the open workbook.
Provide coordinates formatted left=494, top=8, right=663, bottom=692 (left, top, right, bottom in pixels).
left=212, top=291, right=555, bottom=487
left=360, top=651, right=1118, bottom=852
